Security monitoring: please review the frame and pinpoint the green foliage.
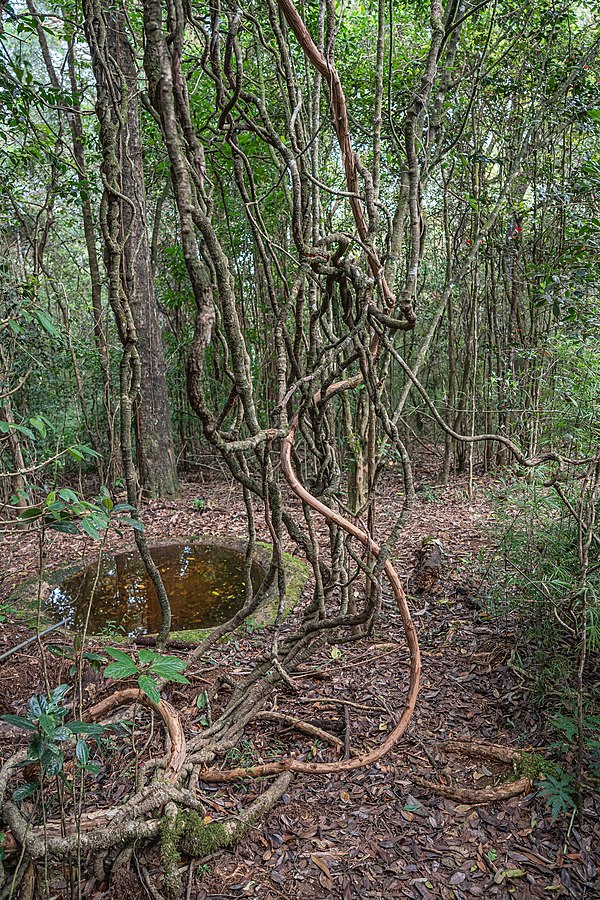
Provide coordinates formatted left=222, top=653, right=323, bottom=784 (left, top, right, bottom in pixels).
left=550, top=711, right=600, bottom=757
left=225, top=738, right=257, bottom=769
left=513, top=752, right=580, bottom=822
left=488, top=478, right=600, bottom=681
left=536, top=770, right=577, bottom=822
left=103, top=648, right=189, bottom=705
left=487, top=479, right=600, bottom=816
left=0, top=603, right=18, bottom=623
left=0, top=684, right=107, bottom=793
left=47, top=644, right=107, bottom=677
left=194, top=690, right=210, bottom=727
left=16, top=486, right=142, bottom=540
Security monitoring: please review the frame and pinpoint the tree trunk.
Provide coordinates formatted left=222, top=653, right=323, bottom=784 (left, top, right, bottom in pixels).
left=114, top=15, right=179, bottom=498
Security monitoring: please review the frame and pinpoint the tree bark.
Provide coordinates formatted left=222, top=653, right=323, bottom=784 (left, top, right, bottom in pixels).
left=113, top=14, right=179, bottom=498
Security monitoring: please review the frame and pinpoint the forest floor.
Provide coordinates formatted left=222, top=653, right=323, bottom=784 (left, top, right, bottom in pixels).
left=0, top=456, right=598, bottom=900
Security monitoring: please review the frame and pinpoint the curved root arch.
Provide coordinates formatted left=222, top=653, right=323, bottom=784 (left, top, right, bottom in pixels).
left=86, top=687, right=186, bottom=783
left=2, top=688, right=186, bottom=855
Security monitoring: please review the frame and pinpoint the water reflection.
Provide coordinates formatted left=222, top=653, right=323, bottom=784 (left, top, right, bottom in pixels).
left=46, top=543, right=262, bottom=636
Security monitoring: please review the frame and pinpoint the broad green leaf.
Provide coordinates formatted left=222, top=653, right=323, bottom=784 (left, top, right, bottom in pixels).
left=13, top=423, right=35, bottom=440
left=104, top=647, right=138, bottom=680
left=30, top=416, right=47, bottom=437
left=82, top=652, right=107, bottom=664
left=50, top=685, right=70, bottom=703
left=112, top=503, right=135, bottom=513
left=74, top=444, right=100, bottom=459
left=28, top=695, right=45, bottom=716
left=66, top=721, right=107, bottom=735
left=18, top=507, right=43, bottom=521
left=32, top=308, right=58, bottom=337
left=80, top=517, right=102, bottom=540
left=75, top=738, right=89, bottom=765
left=167, top=672, right=190, bottom=685
left=149, top=656, right=188, bottom=679
left=105, top=647, right=137, bottom=665
left=0, top=714, right=36, bottom=731
left=119, top=516, right=144, bottom=532
left=138, top=649, right=158, bottom=666
left=58, top=489, right=79, bottom=503
left=38, top=714, right=56, bottom=736
left=48, top=520, right=80, bottom=535
left=13, top=782, right=39, bottom=802
left=137, top=674, right=161, bottom=705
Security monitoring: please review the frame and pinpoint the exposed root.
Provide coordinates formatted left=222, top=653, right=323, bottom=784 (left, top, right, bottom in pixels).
left=2, top=799, right=163, bottom=860
left=1, top=689, right=187, bottom=863
left=410, top=773, right=532, bottom=803
left=86, top=688, right=186, bottom=783
left=409, top=740, right=538, bottom=803
left=160, top=773, right=293, bottom=898
left=436, top=740, right=524, bottom=764
left=195, top=402, right=422, bottom=784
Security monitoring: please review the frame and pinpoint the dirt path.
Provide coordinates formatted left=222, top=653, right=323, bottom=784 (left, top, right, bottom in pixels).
left=0, top=467, right=598, bottom=899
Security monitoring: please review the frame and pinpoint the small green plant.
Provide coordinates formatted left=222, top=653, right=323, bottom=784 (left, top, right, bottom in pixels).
left=47, top=644, right=107, bottom=677
left=191, top=498, right=205, bottom=511
left=0, top=604, right=16, bottom=623
left=195, top=691, right=209, bottom=726
left=416, top=484, right=441, bottom=503
left=307, top=739, right=323, bottom=760
left=103, top=648, right=189, bottom=705
left=98, top=619, right=127, bottom=638
left=550, top=711, right=600, bottom=754
left=0, top=685, right=107, bottom=798
left=225, top=738, right=256, bottom=769
left=536, top=770, right=577, bottom=822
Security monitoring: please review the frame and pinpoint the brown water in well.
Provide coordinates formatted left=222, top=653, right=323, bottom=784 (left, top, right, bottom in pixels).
left=45, top=542, right=264, bottom=636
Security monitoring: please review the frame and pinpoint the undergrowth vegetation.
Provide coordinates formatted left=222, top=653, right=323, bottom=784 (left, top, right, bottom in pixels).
left=485, top=475, right=600, bottom=813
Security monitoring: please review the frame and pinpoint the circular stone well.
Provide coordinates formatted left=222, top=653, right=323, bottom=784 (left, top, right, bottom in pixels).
left=45, top=540, right=266, bottom=637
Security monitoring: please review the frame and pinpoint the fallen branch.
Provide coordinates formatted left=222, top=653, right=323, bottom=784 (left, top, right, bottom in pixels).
left=255, top=710, right=353, bottom=755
